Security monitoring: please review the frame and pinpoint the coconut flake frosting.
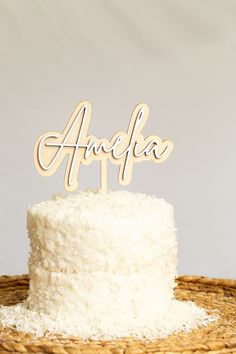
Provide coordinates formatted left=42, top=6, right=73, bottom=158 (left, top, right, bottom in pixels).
left=0, top=190, right=215, bottom=339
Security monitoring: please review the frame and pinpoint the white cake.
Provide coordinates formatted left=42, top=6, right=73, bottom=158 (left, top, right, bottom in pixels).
left=0, top=190, right=214, bottom=339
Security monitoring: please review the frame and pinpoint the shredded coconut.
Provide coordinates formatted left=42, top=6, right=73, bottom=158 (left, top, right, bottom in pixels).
left=0, top=190, right=217, bottom=339
left=0, top=299, right=216, bottom=340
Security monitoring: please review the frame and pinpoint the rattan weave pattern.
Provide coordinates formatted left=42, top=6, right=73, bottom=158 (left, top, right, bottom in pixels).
left=0, top=274, right=236, bottom=353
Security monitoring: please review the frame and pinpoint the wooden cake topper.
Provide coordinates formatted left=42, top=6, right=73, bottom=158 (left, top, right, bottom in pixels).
left=34, top=101, right=173, bottom=192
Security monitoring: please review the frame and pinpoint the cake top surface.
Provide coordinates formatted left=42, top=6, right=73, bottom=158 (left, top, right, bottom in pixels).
left=28, top=190, right=174, bottom=230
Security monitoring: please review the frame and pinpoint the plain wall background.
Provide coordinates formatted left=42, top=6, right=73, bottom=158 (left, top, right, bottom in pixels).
left=0, top=0, right=235, bottom=278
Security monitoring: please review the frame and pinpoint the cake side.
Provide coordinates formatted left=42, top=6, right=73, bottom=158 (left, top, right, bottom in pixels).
left=27, top=190, right=177, bottom=323
left=27, top=264, right=175, bottom=318
left=27, top=190, right=177, bottom=272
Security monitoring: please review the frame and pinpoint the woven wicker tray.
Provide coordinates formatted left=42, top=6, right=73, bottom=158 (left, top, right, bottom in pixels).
left=0, top=275, right=236, bottom=354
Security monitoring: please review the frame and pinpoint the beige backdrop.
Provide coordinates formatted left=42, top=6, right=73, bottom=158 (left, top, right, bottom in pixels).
left=0, top=0, right=235, bottom=278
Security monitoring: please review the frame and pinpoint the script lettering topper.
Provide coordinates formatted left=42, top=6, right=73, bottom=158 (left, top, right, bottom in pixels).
left=34, top=101, right=174, bottom=192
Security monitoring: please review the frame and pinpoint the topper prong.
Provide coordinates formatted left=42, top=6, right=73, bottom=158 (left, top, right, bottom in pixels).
left=100, top=159, right=108, bottom=193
